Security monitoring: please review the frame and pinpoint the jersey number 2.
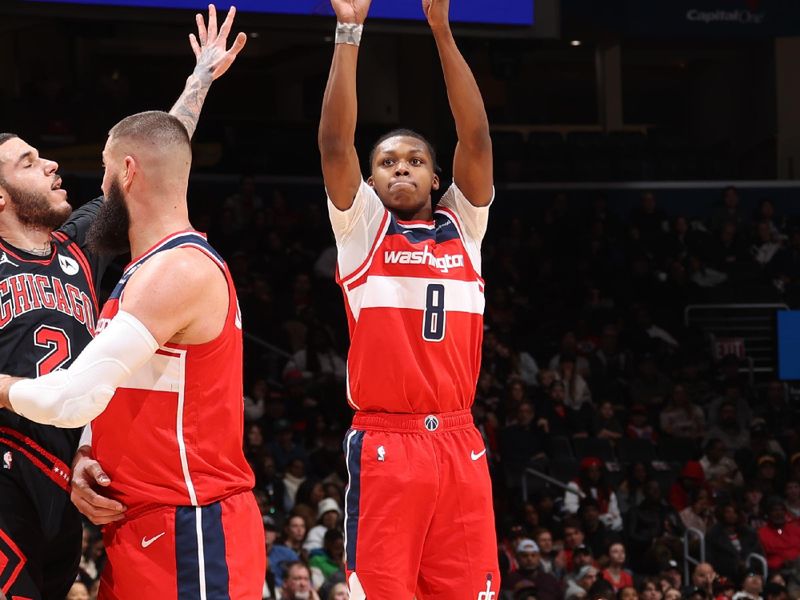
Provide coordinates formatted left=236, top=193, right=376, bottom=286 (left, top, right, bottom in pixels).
left=34, top=325, right=72, bottom=376
left=423, top=283, right=446, bottom=342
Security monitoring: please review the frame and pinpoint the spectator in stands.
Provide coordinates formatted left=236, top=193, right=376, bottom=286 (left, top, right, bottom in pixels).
left=741, top=484, right=767, bottom=530
left=701, top=438, right=744, bottom=491
left=534, top=528, right=566, bottom=579
left=549, top=331, right=591, bottom=379
left=755, top=380, right=795, bottom=439
left=590, top=324, right=631, bottom=400
left=711, top=187, right=744, bottom=233
left=670, top=461, right=707, bottom=512
left=303, top=498, right=342, bottom=554
left=680, top=488, right=715, bottom=534
left=638, top=577, right=663, bottom=600
left=244, top=377, right=270, bottom=423
left=662, top=588, right=681, bottom=600
left=563, top=518, right=587, bottom=571
left=660, top=384, right=706, bottom=440
left=564, top=457, right=623, bottom=531
left=283, top=326, right=346, bottom=387
left=280, top=562, right=321, bottom=600
left=578, top=498, right=614, bottom=556
left=282, top=458, right=308, bottom=512
left=602, top=542, right=634, bottom=591
left=501, top=401, right=549, bottom=485
left=267, top=521, right=300, bottom=588
left=705, top=502, right=763, bottom=582
left=280, top=514, right=308, bottom=558
left=625, top=404, right=658, bottom=443
left=66, top=582, right=90, bottom=600
left=327, top=583, right=349, bottom=600
left=763, top=582, right=788, bottom=600
left=688, top=563, right=717, bottom=598
left=705, top=401, right=750, bottom=454
left=784, top=479, right=800, bottom=522
left=566, top=565, right=599, bottom=600
left=618, top=461, right=652, bottom=515
left=626, top=481, right=685, bottom=573
left=619, top=586, right=639, bottom=600
left=559, top=353, right=592, bottom=411
left=751, top=221, right=782, bottom=267
left=752, top=455, right=784, bottom=498
left=309, top=529, right=345, bottom=587
left=539, top=380, right=585, bottom=438
left=592, top=400, right=624, bottom=442
left=710, top=221, right=749, bottom=275
left=502, top=538, right=563, bottom=600
left=271, top=420, right=308, bottom=472
left=733, top=573, right=764, bottom=600
left=630, top=355, right=672, bottom=408
left=708, top=382, right=753, bottom=430
left=757, top=497, right=800, bottom=574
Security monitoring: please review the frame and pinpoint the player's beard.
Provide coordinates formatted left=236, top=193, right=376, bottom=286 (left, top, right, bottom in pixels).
left=86, top=179, right=131, bottom=255
left=4, top=180, right=71, bottom=231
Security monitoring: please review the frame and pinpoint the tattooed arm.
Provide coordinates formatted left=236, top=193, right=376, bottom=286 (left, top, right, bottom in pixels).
left=169, top=4, right=247, bottom=139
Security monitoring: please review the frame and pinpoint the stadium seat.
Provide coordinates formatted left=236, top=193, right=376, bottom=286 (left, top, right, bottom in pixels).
left=617, top=438, right=657, bottom=464
left=572, top=437, right=615, bottom=462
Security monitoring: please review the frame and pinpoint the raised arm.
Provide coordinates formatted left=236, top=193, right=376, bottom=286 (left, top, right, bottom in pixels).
left=169, top=4, right=247, bottom=139
left=425, top=0, right=493, bottom=206
left=318, top=0, right=372, bottom=210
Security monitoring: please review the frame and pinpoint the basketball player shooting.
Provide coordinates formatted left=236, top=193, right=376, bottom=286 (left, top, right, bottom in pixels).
left=318, top=0, right=500, bottom=598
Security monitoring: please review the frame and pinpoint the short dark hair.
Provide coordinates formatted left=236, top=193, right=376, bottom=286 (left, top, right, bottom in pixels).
left=0, top=133, right=18, bottom=147
left=282, top=560, right=310, bottom=580
left=0, top=133, right=19, bottom=187
left=109, top=111, right=190, bottom=150
left=323, top=528, right=343, bottom=546
left=369, top=128, right=441, bottom=174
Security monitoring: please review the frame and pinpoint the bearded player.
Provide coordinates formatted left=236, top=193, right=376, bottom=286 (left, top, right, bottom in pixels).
left=318, top=0, right=499, bottom=598
left=0, top=6, right=246, bottom=599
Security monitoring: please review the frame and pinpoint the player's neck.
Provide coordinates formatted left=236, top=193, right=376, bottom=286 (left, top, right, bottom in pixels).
left=0, top=219, right=52, bottom=255
left=127, top=200, right=192, bottom=258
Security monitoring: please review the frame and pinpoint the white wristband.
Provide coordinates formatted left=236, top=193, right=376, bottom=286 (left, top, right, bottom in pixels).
left=336, top=22, right=363, bottom=47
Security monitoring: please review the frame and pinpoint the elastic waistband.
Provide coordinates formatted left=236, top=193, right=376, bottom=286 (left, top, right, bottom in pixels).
left=352, top=409, right=473, bottom=433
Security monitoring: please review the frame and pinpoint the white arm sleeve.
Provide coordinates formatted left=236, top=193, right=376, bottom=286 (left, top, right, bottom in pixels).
left=9, top=311, right=158, bottom=428
left=79, top=423, right=92, bottom=447
left=327, top=181, right=389, bottom=279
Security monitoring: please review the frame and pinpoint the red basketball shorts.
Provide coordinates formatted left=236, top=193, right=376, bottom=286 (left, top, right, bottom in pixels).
left=343, top=409, right=500, bottom=600
left=98, top=490, right=265, bottom=600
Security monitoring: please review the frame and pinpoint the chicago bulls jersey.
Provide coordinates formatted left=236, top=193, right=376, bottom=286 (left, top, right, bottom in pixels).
left=0, top=199, right=106, bottom=535
left=329, top=182, right=491, bottom=413
left=91, top=231, right=254, bottom=513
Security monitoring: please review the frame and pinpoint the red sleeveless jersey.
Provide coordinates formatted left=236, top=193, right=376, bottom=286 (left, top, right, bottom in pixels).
left=329, top=182, right=492, bottom=414
left=91, top=231, right=253, bottom=512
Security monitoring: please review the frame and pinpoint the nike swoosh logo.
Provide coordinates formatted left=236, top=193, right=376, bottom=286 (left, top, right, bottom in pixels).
left=471, top=449, right=487, bottom=461
left=141, top=532, right=166, bottom=548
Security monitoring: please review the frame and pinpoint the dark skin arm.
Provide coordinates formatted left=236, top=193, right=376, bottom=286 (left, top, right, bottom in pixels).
left=425, top=0, right=493, bottom=206
left=318, top=0, right=371, bottom=211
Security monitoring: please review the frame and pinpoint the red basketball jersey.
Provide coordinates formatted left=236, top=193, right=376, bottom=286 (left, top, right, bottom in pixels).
left=91, top=232, right=254, bottom=512
left=329, top=182, right=491, bottom=414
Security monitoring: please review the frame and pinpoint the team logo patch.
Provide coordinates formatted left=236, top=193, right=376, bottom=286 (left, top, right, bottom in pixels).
left=2, top=451, right=11, bottom=470
left=377, top=445, right=386, bottom=462
left=477, top=574, right=496, bottom=600
left=58, top=254, right=79, bottom=276
left=424, top=415, right=440, bottom=432
left=0, top=252, right=18, bottom=268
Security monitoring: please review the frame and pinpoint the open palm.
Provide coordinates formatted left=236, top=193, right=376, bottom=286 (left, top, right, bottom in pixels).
left=330, top=0, right=372, bottom=24
left=189, top=4, right=247, bottom=81
left=423, top=0, right=450, bottom=28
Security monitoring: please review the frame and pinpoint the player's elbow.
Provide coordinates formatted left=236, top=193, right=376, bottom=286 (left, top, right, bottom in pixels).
left=55, top=386, right=116, bottom=428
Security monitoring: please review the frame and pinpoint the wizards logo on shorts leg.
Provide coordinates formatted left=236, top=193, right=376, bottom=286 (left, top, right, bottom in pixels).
left=0, top=529, right=26, bottom=595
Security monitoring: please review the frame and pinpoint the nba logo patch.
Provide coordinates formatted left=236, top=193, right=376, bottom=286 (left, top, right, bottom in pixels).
left=58, top=254, right=80, bottom=276
left=424, top=415, right=440, bottom=431
left=377, top=445, right=386, bottom=462
left=2, top=451, right=12, bottom=470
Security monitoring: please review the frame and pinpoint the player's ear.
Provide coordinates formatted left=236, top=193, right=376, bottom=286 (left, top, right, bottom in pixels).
left=431, top=173, right=440, bottom=191
left=366, top=175, right=375, bottom=188
left=122, top=156, right=137, bottom=192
